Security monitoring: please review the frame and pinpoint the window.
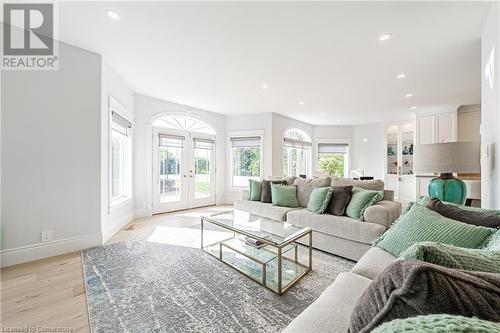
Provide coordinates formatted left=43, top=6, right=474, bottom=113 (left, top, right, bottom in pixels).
left=110, top=105, right=132, bottom=206
left=152, top=114, right=215, bottom=135
left=229, top=136, right=262, bottom=187
left=158, top=134, right=184, bottom=203
left=317, top=143, right=349, bottom=177
left=283, top=129, right=312, bottom=177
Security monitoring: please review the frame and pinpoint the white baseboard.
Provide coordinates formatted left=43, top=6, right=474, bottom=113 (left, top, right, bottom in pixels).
left=0, top=233, right=102, bottom=267
left=102, top=216, right=133, bottom=243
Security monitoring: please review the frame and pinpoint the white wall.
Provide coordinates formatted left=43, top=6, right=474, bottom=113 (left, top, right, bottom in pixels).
left=133, top=94, right=226, bottom=215
left=100, top=61, right=135, bottom=242
left=351, top=122, right=385, bottom=179
left=1, top=43, right=103, bottom=266
left=481, top=2, right=500, bottom=209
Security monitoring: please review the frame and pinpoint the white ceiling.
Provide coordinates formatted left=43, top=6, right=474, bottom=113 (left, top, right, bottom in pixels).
left=59, top=1, right=491, bottom=125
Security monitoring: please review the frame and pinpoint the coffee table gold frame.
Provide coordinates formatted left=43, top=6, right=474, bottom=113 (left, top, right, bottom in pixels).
left=201, top=214, right=312, bottom=295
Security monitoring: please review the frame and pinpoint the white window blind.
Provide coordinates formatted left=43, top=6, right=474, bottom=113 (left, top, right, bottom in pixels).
left=230, top=136, right=261, bottom=147
left=318, top=143, right=348, bottom=154
left=159, top=133, right=185, bottom=148
left=193, top=137, right=215, bottom=150
left=284, top=137, right=312, bottom=149
left=112, top=111, right=132, bottom=136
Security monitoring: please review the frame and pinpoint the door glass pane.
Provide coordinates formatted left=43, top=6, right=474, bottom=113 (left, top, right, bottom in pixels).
left=111, top=130, right=125, bottom=199
left=159, top=146, right=182, bottom=203
left=401, top=132, right=414, bottom=175
left=194, top=148, right=211, bottom=199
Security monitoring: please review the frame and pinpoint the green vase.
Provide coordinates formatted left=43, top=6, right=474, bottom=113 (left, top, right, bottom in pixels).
left=428, top=173, right=467, bottom=204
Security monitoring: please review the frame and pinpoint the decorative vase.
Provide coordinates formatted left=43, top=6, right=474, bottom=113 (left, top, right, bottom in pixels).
left=402, top=146, right=409, bottom=155
left=409, top=144, right=413, bottom=155
left=428, top=173, right=467, bottom=204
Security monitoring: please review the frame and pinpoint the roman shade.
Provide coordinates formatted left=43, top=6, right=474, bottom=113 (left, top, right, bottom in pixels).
left=230, top=136, right=261, bottom=147
left=111, top=111, right=132, bottom=136
left=284, top=137, right=312, bottom=149
left=159, top=133, right=185, bottom=148
left=318, top=143, right=348, bottom=154
left=193, top=137, right=215, bottom=150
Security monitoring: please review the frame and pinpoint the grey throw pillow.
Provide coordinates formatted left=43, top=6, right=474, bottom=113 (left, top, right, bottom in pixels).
left=261, top=180, right=287, bottom=203
left=293, top=177, right=332, bottom=207
left=327, top=186, right=353, bottom=216
left=348, top=260, right=500, bottom=333
left=426, top=198, right=500, bottom=228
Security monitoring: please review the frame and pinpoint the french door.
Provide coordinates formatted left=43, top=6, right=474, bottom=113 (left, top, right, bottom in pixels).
left=152, top=128, right=216, bottom=214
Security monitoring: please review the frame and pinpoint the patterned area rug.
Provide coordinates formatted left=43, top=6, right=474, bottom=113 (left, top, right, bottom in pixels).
left=82, top=240, right=353, bottom=333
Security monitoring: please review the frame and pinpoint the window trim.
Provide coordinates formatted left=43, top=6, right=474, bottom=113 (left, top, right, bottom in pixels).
left=108, top=96, right=134, bottom=211
left=314, top=138, right=351, bottom=178
left=227, top=130, right=264, bottom=188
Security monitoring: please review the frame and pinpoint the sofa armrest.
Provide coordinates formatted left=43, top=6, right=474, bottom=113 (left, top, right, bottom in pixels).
left=241, top=189, right=249, bottom=200
left=364, top=200, right=402, bottom=228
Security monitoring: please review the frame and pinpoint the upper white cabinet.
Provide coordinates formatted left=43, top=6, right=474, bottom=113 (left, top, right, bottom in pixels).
left=416, top=112, right=457, bottom=145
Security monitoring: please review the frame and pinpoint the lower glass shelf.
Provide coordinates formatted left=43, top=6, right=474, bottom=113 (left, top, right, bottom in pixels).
left=203, top=237, right=309, bottom=294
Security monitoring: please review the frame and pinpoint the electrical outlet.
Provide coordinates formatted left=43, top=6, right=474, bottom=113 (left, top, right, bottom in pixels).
left=41, top=229, right=53, bottom=242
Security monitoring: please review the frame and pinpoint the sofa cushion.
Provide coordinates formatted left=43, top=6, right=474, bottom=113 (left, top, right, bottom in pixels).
left=374, top=203, right=497, bottom=256
left=352, top=247, right=396, bottom=280
left=328, top=186, right=353, bottom=216
left=425, top=198, right=500, bottom=228
left=349, top=260, right=500, bottom=333
left=345, top=187, right=384, bottom=220
left=332, top=178, right=384, bottom=191
left=307, top=187, right=334, bottom=214
left=233, top=200, right=301, bottom=221
left=363, top=201, right=402, bottom=228
left=261, top=180, right=287, bottom=203
left=283, top=272, right=372, bottom=333
left=286, top=209, right=386, bottom=244
left=418, top=195, right=500, bottom=215
left=293, top=177, right=332, bottom=207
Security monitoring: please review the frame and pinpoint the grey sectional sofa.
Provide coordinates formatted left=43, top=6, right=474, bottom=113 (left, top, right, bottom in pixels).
left=283, top=246, right=397, bottom=333
left=234, top=177, right=402, bottom=261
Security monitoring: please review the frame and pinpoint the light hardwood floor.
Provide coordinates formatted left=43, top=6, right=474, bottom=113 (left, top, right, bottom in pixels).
left=1, top=205, right=231, bottom=332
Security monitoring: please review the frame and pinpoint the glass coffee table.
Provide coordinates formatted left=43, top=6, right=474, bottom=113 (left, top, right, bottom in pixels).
left=201, top=209, right=312, bottom=295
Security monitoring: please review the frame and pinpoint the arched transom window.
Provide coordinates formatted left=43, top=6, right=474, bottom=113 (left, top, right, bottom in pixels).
left=283, top=128, right=312, bottom=177
left=153, top=114, right=216, bottom=135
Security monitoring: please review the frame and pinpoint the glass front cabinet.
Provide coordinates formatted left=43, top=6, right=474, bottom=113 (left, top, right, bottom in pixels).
left=385, top=122, right=416, bottom=202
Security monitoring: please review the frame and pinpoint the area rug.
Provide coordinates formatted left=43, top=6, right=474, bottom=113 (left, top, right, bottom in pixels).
left=82, top=240, right=354, bottom=333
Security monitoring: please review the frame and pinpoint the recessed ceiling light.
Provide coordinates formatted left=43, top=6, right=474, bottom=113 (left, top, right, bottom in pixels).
left=397, top=73, right=406, bottom=79
left=320, top=112, right=326, bottom=116
left=379, top=33, right=392, bottom=41
left=363, top=138, right=368, bottom=142
left=337, top=119, right=341, bottom=123
left=411, top=106, right=417, bottom=110
left=405, top=93, right=413, bottom=98
left=299, top=101, right=305, bottom=105
left=106, top=10, right=120, bottom=21
left=262, top=84, right=269, bottom=89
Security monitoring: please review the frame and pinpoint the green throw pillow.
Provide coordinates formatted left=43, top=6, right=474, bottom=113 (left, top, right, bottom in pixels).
left=374, top=204, right=496, bottom=257
left=372, top=314, right=500, bottom=333
left=248, top=179, right=262, bottom=201
left=418, top=195, right=500, bottom=215
left=270, top=184, right=299, bottom=208
left=345, top=187, right=383, bottom=220
left=399, top=241, right=500, bottom=273
left=307, top=187, right=334, bottom=214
